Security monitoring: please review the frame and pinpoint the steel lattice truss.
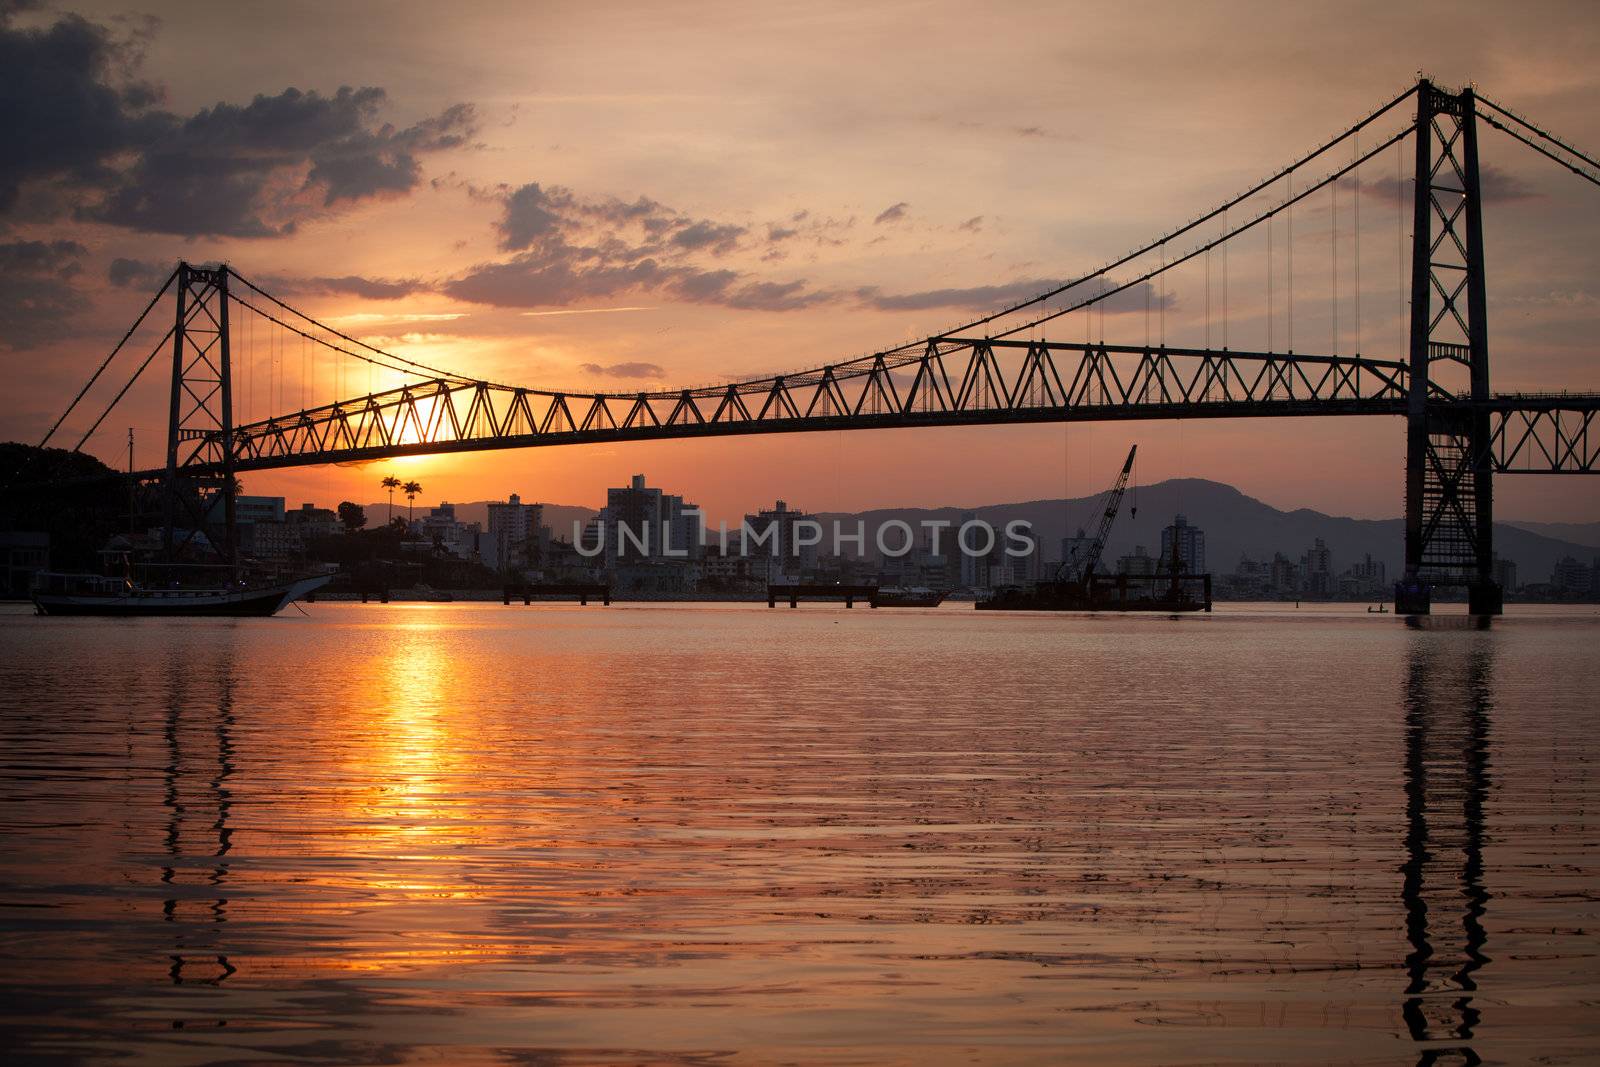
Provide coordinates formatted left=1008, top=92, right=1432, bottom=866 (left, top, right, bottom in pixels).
left=1488, top=397, right=1599, bottom=473
left=214, top=339, right=1428, bottom=472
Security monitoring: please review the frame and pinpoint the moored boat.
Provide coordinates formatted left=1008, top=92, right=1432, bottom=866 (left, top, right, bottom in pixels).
left=32, top=571, right=332, bottom=617
left=870, top=586, right=948, bottom=608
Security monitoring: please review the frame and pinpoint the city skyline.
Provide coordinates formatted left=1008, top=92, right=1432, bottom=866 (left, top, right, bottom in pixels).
left=3, top=1, right=1599, bottom=524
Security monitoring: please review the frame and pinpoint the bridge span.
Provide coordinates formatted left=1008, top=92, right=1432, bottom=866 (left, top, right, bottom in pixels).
left=30, top=79, right=1600, bottom=614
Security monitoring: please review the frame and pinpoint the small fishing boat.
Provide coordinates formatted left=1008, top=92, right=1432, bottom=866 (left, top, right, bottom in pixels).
left=870, top=586, right=948, bottom=608
left=31, top=569, right=331, bottom=617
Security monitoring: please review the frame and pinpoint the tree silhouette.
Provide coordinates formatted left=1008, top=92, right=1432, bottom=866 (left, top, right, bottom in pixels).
left=381, top=475, right=400, bottom=523
left=337, top=501, right=366, bottom=532
left=402, top=480, right=422, bottom=523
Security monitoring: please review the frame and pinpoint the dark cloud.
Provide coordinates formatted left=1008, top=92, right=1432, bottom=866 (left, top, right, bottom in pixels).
left=857, top=277, right=1171, bottom=314
left=723, top=279, right=833, bottom=311
left=578, top=361, right=665, bottom=379
left=0, top=6, right=170, bottom=214
left=296, top=275, right=431, bottom=300
left=670, top=219, right=745, bottom=254
left=497, top=182, right=572, bottom=251
left=873, top=201, right=909, bottom=225
left=87, top=87, right=476, bottom=237
left=1360, top=162, right=1539, bottom=205
left=0, top=6, right=475, bottom=236
left=107, top=256, right=169, bottom=289
left=0, top=239, right=87, bottom=349
left=958, top=215, right=984, bottom=232
left=448, top=182, right=826, bottom=312
left=766, top=223, right=798, bottom=241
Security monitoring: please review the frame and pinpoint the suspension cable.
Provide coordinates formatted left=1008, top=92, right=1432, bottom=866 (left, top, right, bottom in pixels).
left=965, top=123, right=1415, bottom=346
left=1476, top=106, right=1600, bottom=189
left=228, top=269, right=482, bottom=385
left=72, top=325, right=177, bottom=453
left=229, top=291, right=473, bottom=390
left=37, top=267, right=177, bottom=449
left=880, top=83, right=1421, bottom=355
left=1476, top=95, right=1600, bottom=177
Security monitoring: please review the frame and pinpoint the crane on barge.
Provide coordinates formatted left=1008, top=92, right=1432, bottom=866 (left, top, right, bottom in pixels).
left=976, top=443, right=1209, bottom=612
left=1058, top=444, right=1137, bottom=588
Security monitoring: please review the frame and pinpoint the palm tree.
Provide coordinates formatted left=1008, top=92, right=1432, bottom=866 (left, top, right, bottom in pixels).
left=402, top=480, right=422, bottom=523
left=381, top=475, right=400, bottom=523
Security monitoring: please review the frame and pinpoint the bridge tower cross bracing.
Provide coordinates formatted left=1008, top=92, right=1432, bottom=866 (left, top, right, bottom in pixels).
left=1400, top=81, right=1500, bottom=615
left=162, top=262, right=238, bottom=565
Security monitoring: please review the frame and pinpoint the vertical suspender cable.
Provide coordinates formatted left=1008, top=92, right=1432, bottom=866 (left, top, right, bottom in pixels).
left=1288, top=168, right=1295, bottom=351
left=1332, top=174, right=1340, bottom=353
left=1355, top=129, right=1362, bottom=354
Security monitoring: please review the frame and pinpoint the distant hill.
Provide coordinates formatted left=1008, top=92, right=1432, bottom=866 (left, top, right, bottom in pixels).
left=1505, top=520, right=1600, bottom=550
left=817, top=478, right=1598, bottom=584
left=341, top=478, right=1594, bottom=583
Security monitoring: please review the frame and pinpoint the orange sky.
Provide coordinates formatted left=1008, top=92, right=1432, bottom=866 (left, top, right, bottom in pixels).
left=5, top=0, right=1599, bottom=522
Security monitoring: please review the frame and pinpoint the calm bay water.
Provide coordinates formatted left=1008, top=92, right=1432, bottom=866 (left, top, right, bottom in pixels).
left=0, top=601, right=1597, bottom=1065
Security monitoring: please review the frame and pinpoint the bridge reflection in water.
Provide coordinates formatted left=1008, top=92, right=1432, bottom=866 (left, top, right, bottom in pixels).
left=1400, top=633, right=1495, bottom=1067
left=160, top=642, right=238, bottom=995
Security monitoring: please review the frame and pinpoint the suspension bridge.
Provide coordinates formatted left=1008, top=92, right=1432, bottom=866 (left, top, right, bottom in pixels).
left=27, top=78, right=1600, bottom=614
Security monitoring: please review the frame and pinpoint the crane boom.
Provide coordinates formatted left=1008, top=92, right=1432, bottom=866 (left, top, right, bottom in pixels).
left=1058, top=444, right=1137, bottom=583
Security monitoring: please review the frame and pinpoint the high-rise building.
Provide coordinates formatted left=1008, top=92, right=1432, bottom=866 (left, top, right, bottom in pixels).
left=595, top=475, right=702, bottom=565
left=1059, top=527, right=1096, bottom=579
left=1301, top=538, right=1334, bottom=596
left=1491, top=555, right=1518, bottom=594
left=742, top=499, right=816, bottom=580
left=487, top=493, right=549, bottom=573
left=1160, top=514, right=1205, bottom=574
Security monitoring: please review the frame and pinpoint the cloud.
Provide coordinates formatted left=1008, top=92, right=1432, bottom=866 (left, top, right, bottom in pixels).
left=0, top=239, right=87, bottom=349
left=0, top=6, right=170, bottom=214
left=107, top=256, right=169, bottom=289
left=958, top=215, right=984, bottom=232
left=578, top=360, right=665, bottom=379
left=1360, top=162, right=1539, bottom=205
left=857, top=277, right=1171, bottom=314
left=296, top=274, right=431, bottom=300
left=497, top=182, right=571, bottom=251
left=87, top=88, right=476, bottom=237
left=873, top=201, right=909, bottom=225
left=446, top=181, right=830, bottom=312
left=670, top=219, right=745, bottom=254
left=0, top=5, right=476, bottom=236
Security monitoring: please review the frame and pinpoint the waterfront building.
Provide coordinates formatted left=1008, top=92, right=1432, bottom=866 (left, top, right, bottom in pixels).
left=486, top=493, right=550, bottom=574
left=1059, top=528, right=1096, bottom=580
left=591, top=476, right=702, bottom=588
left=1552, top=555, right=1593, bottom=597
left=240, top=521, right=301, bottom=563
left=208, top=495, right=286, bottom=525
left=1492, top=555, right=1518, bottom=594
left=1301, top=538, right=1334, bottom=597
left=742, top=499, right=816, bottom=581
left=1117, top=545, right=1157, bottom=577
left=1159, top=514, right=1206, bottom=574
left=288, top=503, right=340, bottom=541
left=1269, top=552, right=1298, bottom=595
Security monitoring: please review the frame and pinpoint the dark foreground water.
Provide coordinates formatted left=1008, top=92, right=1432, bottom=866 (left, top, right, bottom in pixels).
left=0, top=602, right=1596, bottom=1065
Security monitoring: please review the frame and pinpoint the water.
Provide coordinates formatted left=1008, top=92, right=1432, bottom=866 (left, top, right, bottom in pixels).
left=1, top=602, right=1596, bottom=1065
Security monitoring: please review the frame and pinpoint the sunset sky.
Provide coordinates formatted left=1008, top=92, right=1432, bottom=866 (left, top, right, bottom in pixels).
left=4, top=0, right=1599, bottom=522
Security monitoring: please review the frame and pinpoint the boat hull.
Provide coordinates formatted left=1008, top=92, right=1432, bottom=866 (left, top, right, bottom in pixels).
left=32, top=575, right=331, bottom=618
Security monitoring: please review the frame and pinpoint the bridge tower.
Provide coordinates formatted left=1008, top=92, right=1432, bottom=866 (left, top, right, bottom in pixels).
left=1398, top=81, right=1500, bottom=616
left=162, top=263, right=238, bottom=565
